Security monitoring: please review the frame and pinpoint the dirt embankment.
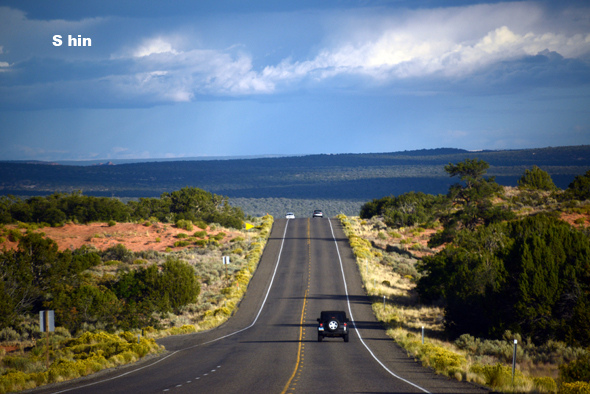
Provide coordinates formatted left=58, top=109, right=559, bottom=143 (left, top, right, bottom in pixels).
left=1, top=222, right=240, bottom=252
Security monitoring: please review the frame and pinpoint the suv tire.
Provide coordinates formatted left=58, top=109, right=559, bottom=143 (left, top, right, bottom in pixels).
left=327, top=320, right=339, bottom=331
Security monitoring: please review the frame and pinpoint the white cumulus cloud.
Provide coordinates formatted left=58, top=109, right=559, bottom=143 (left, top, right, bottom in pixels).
left=260, top=3, right=590, bottom=85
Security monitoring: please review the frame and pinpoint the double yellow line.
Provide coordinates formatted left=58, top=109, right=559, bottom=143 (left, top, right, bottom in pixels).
left=281, top=219, right=311, bottom=394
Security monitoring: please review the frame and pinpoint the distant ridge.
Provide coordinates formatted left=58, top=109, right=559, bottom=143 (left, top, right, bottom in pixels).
left=3, top=148, right=469, bottom=166
left=0, top=146, right=588, bottom=207
left=381, top=148, right=469, bottom=156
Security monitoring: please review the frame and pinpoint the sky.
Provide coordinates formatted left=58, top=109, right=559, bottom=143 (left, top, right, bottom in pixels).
left=0, top=0, right=589, bottom=161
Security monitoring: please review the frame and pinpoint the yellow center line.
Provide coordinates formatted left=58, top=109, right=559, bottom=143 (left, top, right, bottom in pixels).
left=281, top=219, right=311, bottom=394
left=281, top=289, right=308, bottom=394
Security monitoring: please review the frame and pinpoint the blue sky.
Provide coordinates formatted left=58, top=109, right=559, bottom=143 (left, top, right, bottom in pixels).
left=0, top=0, right=589, bottom=161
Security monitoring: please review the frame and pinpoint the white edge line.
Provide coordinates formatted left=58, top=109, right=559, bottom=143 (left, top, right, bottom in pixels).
left=327, top=218, right=431, bottom=394
left=51, top=220, right=291, bottom=393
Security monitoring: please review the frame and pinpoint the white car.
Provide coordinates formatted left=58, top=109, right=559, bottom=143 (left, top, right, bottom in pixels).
left=285, top=212, right=295, bottom=219
left=312, top=210, right=323, bottom=218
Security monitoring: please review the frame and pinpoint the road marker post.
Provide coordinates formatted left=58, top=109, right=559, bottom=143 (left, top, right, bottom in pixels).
left=222, top=256, right=230, bottom=282
left=512, top=339, right=517, bottom=385
left=40, top=310, right=54, bottom=368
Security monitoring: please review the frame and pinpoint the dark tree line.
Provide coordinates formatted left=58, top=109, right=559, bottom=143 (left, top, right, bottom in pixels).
left=0, top=187, right=244, bottom=229
left=361, top=161, right=590, bottom=346
left=417, top=214, right=590, bottom=346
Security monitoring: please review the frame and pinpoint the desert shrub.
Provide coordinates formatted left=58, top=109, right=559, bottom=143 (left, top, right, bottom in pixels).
left=176, top=233, right=188, bottom=239
left=418, top=343, right=466, bottom=375
left=168, top=325, right=196, bottom=336
left=102, top=244, right=133, bottom=264
left=175, top=219, right=194, bottom=231
left=360, top=191, right=448, bottom=228
left=470, top=363, right=527, bottom=389
left=533, top=376, right=557, bottom=393
left=559, top=381, right=590, bottom=394
left=194, top=220, right=207, bottom=230
left=393, top=262, right=418, bottom=278
left=7, top=229, right=22, bottom=242
left=212, top=232, right=225, bottom=241
left=193, top=230, right=207, bottom=238
left=0, top=327, right=19, bottom=342
left=107, top=220, right=116, bottom=227
left=560, top=353, right=590, bottom=383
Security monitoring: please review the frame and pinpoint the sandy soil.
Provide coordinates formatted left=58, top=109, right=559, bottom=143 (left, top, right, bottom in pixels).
left=1, top=222, right=240, bottom=252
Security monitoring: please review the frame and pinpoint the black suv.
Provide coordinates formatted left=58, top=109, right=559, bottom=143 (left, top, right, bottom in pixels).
left=317, top=311, right=349, bottom=342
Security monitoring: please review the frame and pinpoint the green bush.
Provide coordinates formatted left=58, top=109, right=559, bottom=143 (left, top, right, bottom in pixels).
left=518, top=166, right=558, bottom=191
left=212, top=232, right=226, bottom=241
left=193, top=230, right=207, bottom=238
left=194, top=220, right=207, bottom=230
left=102, top=244, right=133, bottom=264
left=175, top=219, right=194, bottom=231
left=7, top=229, right=22, bottom=242
left=566, top=170, right=590, bottom=201
left=560, top=353, right=590, bottom=383
left=470, top=363, right=527, bottom=388
left=418, top=343, right=466, bottom=374
left=559, top=381, right=590, bottom=394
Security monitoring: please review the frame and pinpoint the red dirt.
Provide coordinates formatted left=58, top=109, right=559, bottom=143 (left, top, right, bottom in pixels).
left=0, top=345, right=19, bottom=353
left=1, top=222, right=240, bottom=253
left=560, top=212, right=590, bottom=228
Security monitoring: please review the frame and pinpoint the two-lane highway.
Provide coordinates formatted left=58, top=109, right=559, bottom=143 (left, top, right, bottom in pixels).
left=36, top=218, right=489, bottom=393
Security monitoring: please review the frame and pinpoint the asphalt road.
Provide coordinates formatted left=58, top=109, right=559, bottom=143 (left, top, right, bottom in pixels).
left=35, top=218, right=489, bottom=394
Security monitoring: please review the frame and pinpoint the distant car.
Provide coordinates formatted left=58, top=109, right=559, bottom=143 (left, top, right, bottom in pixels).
left=317, top=311, right=349, bottom=342
left=312, top=210, right=323, bottom=218
left=285, top=212, right=295, bottom=219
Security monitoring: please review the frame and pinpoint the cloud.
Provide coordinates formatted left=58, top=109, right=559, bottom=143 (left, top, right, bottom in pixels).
left=110, top=37, right=276, bottom=100
left=133, top=37, right=179, bottom=58
left=1, top=2, right=589, bottom=109
left=262, top=3, right=590, bottom=86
